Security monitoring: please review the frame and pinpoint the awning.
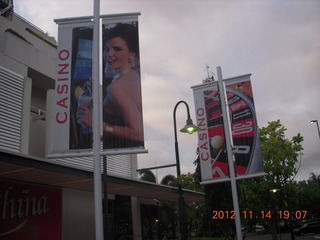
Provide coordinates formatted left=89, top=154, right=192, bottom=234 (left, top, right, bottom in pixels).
left=0, top=150, right=205, bottom=203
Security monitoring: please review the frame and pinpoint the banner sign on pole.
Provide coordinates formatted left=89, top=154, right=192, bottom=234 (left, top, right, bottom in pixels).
left=53, top=20, right=93, bottom=152
left=192, top=74, right=264, bottom=183
left=101, top=16, right=144, bottom=150
left=52, top=13, right=145, bottom=155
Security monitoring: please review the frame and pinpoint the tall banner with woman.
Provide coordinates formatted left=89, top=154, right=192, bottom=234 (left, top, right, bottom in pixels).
left=101, top=18, right=144, bottom=150
left=192, top=74, right=264, bottom=183
left=52, top=13, right=144, bottom=155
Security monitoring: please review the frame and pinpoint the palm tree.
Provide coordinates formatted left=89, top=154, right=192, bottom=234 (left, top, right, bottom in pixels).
left=308, top=172, right=320, bottom=186
left=160, top=174, right=177, bottom=187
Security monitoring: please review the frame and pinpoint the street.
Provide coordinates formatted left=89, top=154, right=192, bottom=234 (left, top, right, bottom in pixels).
left=245, top=233, right=320, bottom=240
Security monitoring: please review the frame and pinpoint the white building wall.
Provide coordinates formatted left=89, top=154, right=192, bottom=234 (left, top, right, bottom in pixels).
left=0, top=66, right=24, bottom=152
left=0, top=13, right=56, bottom=156
left=0, top=13, right=56, bottom=78
left=20, top=76, right=32, bottom=154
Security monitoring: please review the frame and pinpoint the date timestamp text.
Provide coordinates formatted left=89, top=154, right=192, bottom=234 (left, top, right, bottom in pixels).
left=212, top=210, right=307, bottom=220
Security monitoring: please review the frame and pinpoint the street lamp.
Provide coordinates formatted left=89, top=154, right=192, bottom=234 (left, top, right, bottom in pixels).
left=173, top=100, right=200, bottom=240
left=310, top=120, right=320, bottom=139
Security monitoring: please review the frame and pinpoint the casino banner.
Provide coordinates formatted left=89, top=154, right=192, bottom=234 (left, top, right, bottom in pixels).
left=101, top=16, right=144, bottom=151
left=51, top=13, right=145, bottom=155
left=192, top=74, right=264, bottom=182
left=52, top=19, right=93, bottom=153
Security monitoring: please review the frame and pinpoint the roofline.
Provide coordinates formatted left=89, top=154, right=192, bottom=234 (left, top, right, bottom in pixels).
left=0, top=149, right=204, bottom=199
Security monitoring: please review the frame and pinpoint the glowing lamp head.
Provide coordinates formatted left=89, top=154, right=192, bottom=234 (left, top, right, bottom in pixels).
left=180, top=118, right=201, bottom=134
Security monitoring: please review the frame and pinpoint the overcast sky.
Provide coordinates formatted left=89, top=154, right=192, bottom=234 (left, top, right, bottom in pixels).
left=14, top=0, right=320, bottom=182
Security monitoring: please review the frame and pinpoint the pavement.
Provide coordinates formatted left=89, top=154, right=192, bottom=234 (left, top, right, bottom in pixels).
left=245, top=233, right=320, bottom=240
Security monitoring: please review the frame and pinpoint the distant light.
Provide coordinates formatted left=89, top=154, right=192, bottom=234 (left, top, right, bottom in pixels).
left=270, top=189, right=280, bottom=193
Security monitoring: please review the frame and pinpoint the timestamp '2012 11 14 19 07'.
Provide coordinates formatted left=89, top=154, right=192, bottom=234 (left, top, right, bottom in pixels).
left=212, top=210, right=308, bottom=220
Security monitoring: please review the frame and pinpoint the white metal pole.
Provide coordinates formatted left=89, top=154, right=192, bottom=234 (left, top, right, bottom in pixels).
left=92, top=0, right=104, bottom=239
left=217, top=66, right=242, bottom=240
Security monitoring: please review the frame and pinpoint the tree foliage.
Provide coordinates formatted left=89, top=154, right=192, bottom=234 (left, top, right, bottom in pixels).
left=239, top=120, right=306, bottom=239
left=160, top=174, right=177, bottom=187
left=259, top=119, right=304, bottom=187
left=309, top=172, right=320, bottom=186
left=294, top=173, right=320, bottom=219
left=139, top=169, right=156, bottom=183
left=148, top=120, right=320, bottom=239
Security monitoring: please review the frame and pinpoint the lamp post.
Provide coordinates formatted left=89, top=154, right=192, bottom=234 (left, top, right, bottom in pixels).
left=310, top=120, right=320, bottom=139
left=173, top=100, right=200, bottom=240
